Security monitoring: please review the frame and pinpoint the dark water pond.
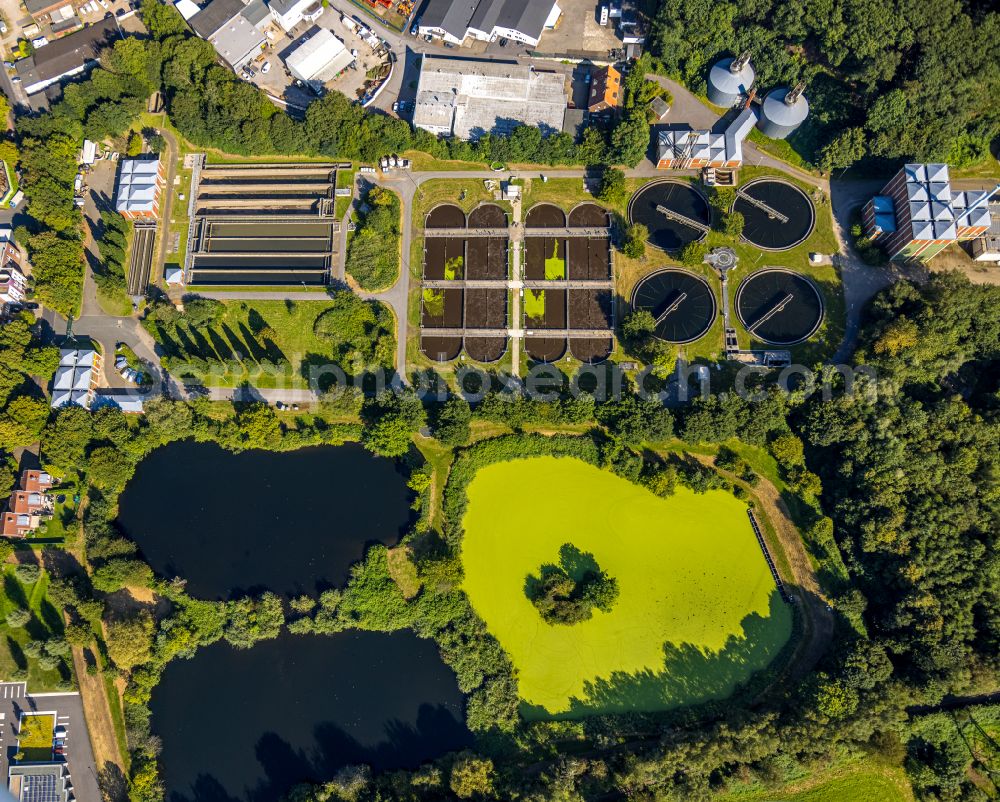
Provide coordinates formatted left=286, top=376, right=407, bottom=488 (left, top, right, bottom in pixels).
left=151, top=631, right=473, bottom=802
left=117, top=441, right=412, bottom=599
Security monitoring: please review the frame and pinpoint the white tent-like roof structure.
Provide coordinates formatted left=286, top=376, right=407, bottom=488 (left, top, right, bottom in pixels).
left=115, top=158, right=161, bottom=215
left=285, top=29, right=354, bottom=84
left=51, top=347, right=98, bottom=409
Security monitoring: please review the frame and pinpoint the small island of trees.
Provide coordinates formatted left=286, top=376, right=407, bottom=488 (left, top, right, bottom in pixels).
left=526, top=544, right=620, bottom=625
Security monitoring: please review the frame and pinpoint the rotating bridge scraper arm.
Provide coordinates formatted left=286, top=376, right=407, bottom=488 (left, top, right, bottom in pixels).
left=746, top=293, right=794, bottom=335
left=654, top=292, right=688, bottom=326
left=734, top=190, right=789, bottom=224
left=655, top=204, right=711, bottom=234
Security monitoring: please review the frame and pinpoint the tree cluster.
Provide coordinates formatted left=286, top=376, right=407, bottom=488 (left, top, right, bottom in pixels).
left=526, top=544, right=620, bottom=625
left=649, top=0, right=1000, bottom=168
left=345, top=186, right=401, bottom=291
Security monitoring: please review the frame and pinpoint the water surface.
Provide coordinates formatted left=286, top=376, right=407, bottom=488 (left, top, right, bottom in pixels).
left=117, top=441, right=412, bottom=599
left=151, top=631, right=472, bottom=802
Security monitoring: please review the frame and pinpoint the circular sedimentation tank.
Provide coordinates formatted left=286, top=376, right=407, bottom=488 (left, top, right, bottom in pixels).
left=707, top=56, right=755, bottom=107
left=757, top=87, right=809, bottom=139
left=628, top=181, right=711, bottom=252
left=735, top=269, right=824, bottom=345
left=733, top=178, right=815, bottom=251
left=631, top=269, right=717, bottom=344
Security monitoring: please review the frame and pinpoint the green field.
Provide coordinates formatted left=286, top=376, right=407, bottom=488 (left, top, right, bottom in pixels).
left=460, top=457, right=792, bottom=718
left=717, top=765, right=914, bottom=802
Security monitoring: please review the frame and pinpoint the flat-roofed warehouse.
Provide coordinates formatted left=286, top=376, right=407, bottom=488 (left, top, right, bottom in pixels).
left=413, top=55, right=567, bottom=140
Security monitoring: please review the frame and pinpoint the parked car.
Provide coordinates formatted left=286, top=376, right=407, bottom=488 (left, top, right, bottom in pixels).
left=261, top=60, right=271, bottom=73
left=498, top=37, right=508, bottom=47
left=23, top=302, right=38, bottom=310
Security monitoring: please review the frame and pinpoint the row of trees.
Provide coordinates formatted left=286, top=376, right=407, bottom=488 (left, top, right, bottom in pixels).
left=92, top=211, right=133, bottom=312
left=15, top=36, right=160, bottom=316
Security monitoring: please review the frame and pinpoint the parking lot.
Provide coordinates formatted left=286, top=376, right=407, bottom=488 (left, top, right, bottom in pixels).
left=0, top=683, right=101, bottom=802
left=248, top=9, right=392, bottom=110
left=534, top=0, right=624, bottom=58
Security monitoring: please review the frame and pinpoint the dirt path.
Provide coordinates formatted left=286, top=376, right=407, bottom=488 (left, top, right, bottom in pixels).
left=692, top=454, right=835, bottom=682
left=70, top=645, right=125, bottom=775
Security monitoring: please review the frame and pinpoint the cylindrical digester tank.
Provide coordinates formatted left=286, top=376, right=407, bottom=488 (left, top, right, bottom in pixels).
left=757, top=87, right=809, bottom=139
left=707, top=57, right=755, bottom=107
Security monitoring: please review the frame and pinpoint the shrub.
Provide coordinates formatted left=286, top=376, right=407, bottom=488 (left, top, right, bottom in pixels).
left=14, top=563, right=40, bottom=584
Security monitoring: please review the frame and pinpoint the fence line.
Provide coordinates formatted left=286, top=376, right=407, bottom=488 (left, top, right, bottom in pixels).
left=747, top=508, right=792, bottom=604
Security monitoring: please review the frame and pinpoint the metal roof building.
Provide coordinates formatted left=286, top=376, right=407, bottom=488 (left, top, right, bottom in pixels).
left=418, top=0, right=560, bottom=46
left=115, top=158, right=164, bottom=220
left=174, top=0, right=201, bottom=19
left=285, top=28, right=355, bottom=84
left=51, top=346, right=100, bottom=409
left=413, top=55, right=567, bottom=140
left=189, top=0, right=265, bottom=67
left=862, top=163, right=996, bottom=262
left=656, top=106, right=757, bottom=169
left=8, top=763, right=73, bottom=802
left=13, top=16, right=121, bottom=95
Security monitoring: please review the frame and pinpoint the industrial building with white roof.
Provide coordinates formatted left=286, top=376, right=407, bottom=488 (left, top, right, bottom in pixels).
left=285, top=28, right=355, bottom=85
left=114, top=158, right=164, bottom=220
left=51, top=346, right=101, bottom=410
left=418, top=0, right=561, bottom=45
left=863, top=163, right=995, bottom=262
left=656, top=107, right=757, bottom=170
left=412, top=55, right=567, bottom=141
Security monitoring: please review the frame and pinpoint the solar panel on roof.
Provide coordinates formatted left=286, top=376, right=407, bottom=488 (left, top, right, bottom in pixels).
left=21, top=773, right=59, bottom=802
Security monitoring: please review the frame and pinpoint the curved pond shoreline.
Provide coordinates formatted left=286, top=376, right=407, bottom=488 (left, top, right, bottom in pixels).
left=151, top=631, right=473, bottom=802
left=117, top=441, right=413, bottom=599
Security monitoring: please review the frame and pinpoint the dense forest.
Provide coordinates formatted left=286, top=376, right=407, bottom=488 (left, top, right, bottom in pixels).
left=648, top=0, right=1000, bottom=169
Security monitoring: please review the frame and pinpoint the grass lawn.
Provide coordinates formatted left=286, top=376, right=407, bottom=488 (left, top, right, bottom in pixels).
left=334, top=165, right=356, bottom=219
left=156, top=299, right=393, bottom=388
left=460, top=456, right=793, bottom=719
left=0, top=567, right=70, bottom=691
left=716, top=761, right=914, bottom=802
left=16, top=713, right=54, bottom=762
